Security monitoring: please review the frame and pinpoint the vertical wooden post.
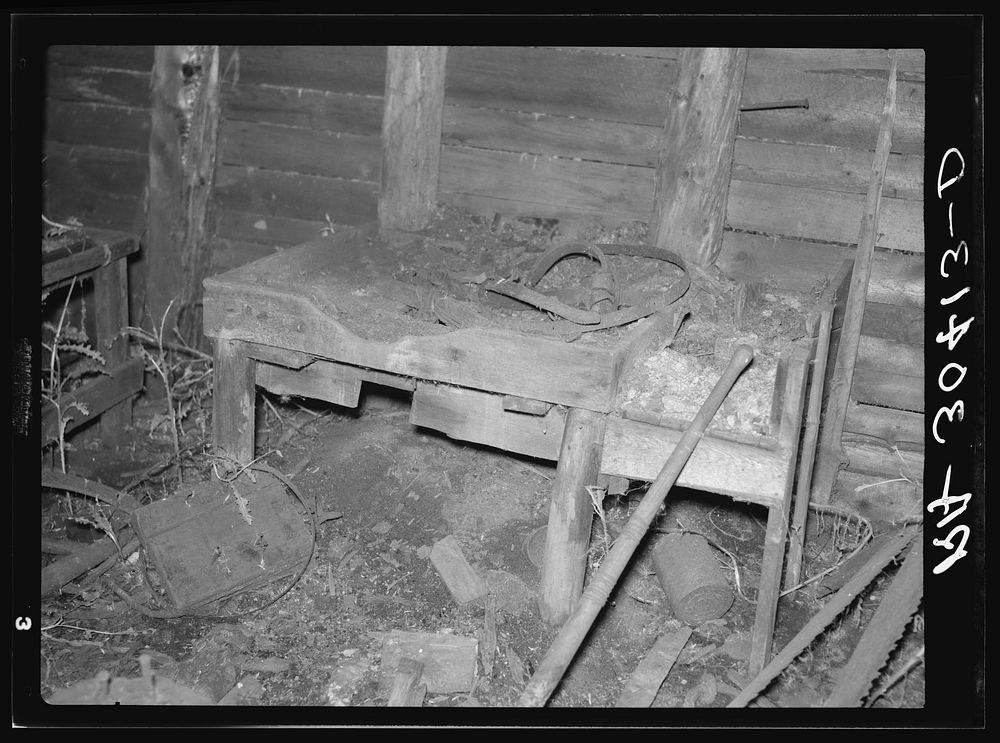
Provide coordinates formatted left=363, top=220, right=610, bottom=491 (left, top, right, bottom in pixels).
left=648, top=48, right=748, bottom=268
left=811, top=52, right=898, bottom=505
left=538, top=408, right=607, bottom=626
left=146, top=45, right=220, bottom=348
left=748, top=345, right=811, bottom=677
left=378, top=46, right=448, bottom=233
left=212, top=338, right=256, bottom=466
left=146, top=46, right=186, bottom=329
left=93, top=255, right=132, bottom=443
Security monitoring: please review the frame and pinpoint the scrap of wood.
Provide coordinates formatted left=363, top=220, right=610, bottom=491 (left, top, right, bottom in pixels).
left=41, top=469, right=140, bottom=513
left=379, top=630, right=478, bottom=694
left=486, top=280, right=601, bottom=325
left=430, top=535, right=489, bottom=605
left=481, top=593, right=498, bottom=679
left=501, top=395, right=553, bottom=416
left=615, top=627, right=693, bottom=707
left=728, top=526, right=917, bottom=707
left=41, top=530, right=135, bottom=598
left=388, top=657, right=427, bottom=707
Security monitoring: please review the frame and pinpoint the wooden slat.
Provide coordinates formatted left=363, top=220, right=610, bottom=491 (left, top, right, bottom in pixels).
left=732, top=138, right=923, bottom=200
left=220, top=45, right=386, bottom=95
left=42, top=144, right=145, bottom=231
left=215, top=210, right=328, bottom=249
left=45, top=99, right=150, bottom=153
left=42, top=232, right=138, bottom=288
left=47, top=45, right=154, bottom=71
left=852, top=367, right=924, bottom=413
left=218, top=119, right=380, bottom=181
left=40, top=356, right=144, bottom=444
left=835, top=471, right=921, bottom=522
left=739, top=61, right=924, bottom=155
left=442, top=192, right=627, bottom=230
left=856, top=335, right=924, bottom=378
left=445, top=46, right=677, bottom=126
left=213, top=164, right=378, bottom=225
left=442, top=106, right=660, bottom=167
left=727, top=180, right=923, bottom=252
left=209, top=237, right=281, bottom=273
left=747, top=48, right=925, bottom=80
left=46, top=66, right=151, bottom=108
left=255, top=359, right=362, bottom=408
left=439, top=146, right=653, bottom=221
left=203, top=282, right=620, bottom=414
left=221, top=84, right=383, bottom=135
left=717, top=231, right=924, bottom=309
left=844, top=401, right=924, bottom=448
left=843, top=439, right=923, bottom=481
left=862, top=301, right=924, bottom=345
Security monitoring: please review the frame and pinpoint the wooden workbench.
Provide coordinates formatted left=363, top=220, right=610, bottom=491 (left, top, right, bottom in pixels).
left=203, top=226, right=815, bottom=675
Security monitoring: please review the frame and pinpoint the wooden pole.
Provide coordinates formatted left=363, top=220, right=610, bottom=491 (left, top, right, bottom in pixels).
left=648, top=48, right=748, bottom=268
left=811, top=51, right=898, bottom=505
left=378, top=46, right=448, bottom=233
left=538, top=407, right=608, bottom=626
left=518, top=345, right=754, bottom=707
left=146, top=46, right=221, bottom=347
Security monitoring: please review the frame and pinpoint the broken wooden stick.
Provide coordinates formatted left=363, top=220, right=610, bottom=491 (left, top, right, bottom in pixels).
left=388, top=657, right=427, bottom=707
left=518, top=345, right=755, bottom=707
left=430, top=534, right=488, bottom=605
left=615, top=627, right=693, bottom=707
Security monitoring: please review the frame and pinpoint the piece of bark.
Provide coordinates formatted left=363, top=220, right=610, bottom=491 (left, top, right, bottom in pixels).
left=430, top=535, right=488, bottom=605
left=615, top=627, right=693, bottom=707
left=379, top=630, right=478, bottom=695
left=388, top=657, right=427, bottom=707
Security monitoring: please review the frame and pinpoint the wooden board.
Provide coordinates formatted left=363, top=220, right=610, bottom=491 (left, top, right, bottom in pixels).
left=222, top=85, right=383, bottom=135
left=615, top=627, right=693, bottom=707
left=219, top=120, right=380, bottom=182
left=42, top=231, right=139, bottom=288
left=717, top=231, right=924, bottom=310
left=42, top=143, right=146, bottom=228
left=48, top=45, right=154, bottom=71
left=843, top=438, right=923, bottom=481
left=439, top=145, right=654, bottom=221
left=47, top=65, right=151, bottom=108
left=844, top=401, right=924, bottom=448
left=44, top=99, right=150, bottom=153
left=40, top=356, right=144, bottom=445
left=429, top=535, right=488, bottom=605
left=219, top=45, right=387, bottom=95
left=852, top=367, right=924, bottom=413
left=255, top=360, right=362, bottom=409
left=856, top=335, right=924, bottom=378
left=131, top=471, right=312, bottom=610
left=726, top=179, right=923, bottom=253
left=213, top=165, right=378, bottom=225
left=213, top=211, right=328, bottom=251
left=378, top=630, right=478, bottom=695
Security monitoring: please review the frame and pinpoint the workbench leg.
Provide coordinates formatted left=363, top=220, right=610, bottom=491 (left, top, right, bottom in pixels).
left=94, top=257, right=132, bottom=445
left=748, top=346, right=811, bottom=677
left=538, top=407, right=607, bottom=626
left=212, top=338, right=256, bottom=466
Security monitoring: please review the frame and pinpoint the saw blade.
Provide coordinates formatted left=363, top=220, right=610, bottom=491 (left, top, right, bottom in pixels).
left=824, top=535, right=923, bottom=707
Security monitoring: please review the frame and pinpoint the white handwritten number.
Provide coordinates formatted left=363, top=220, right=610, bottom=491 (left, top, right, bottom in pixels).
left=938, top=362, right=967, bottom=394
left=940, top=240, right=969, bottom=278
left=932, top=400, right=965, bottom=445
left=936, top=314, right=973, bottom=352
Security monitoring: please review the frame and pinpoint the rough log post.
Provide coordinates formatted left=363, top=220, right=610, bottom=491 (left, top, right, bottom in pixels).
left=538, top=407, right=607, bottom=626
left=811, top=52, right=898, bottom=505
left=93, top=255, right=132, bottom=442
left=147, top=46, right=220, bottom=348
left=648, top=48, right=748, bottom=268
left=378, top=46, right=448, bottom=232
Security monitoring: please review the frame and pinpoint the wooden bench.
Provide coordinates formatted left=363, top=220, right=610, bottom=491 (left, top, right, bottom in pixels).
left=41, top=229, right=142, bottom=446
left=203, top=226, right=825, bottom=675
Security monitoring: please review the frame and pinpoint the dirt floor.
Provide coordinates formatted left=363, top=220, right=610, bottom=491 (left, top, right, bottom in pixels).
left=37, top=206, right=924, bottom=716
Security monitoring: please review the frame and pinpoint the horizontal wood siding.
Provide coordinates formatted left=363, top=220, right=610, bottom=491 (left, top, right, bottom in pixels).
left=43, top=47, right=152, bottom=233
left=213, top=45, right=385, bottom=270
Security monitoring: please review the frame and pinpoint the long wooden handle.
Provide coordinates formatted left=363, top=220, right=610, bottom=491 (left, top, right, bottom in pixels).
left=517, top=344, right=755, bottom=707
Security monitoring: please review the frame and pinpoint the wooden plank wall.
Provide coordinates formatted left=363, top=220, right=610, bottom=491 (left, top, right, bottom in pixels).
left=212, top=46, right=386, bottom=271
left=438, top=46, right=926, bottom=493
left=43, top=46, right=152, bottom=233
